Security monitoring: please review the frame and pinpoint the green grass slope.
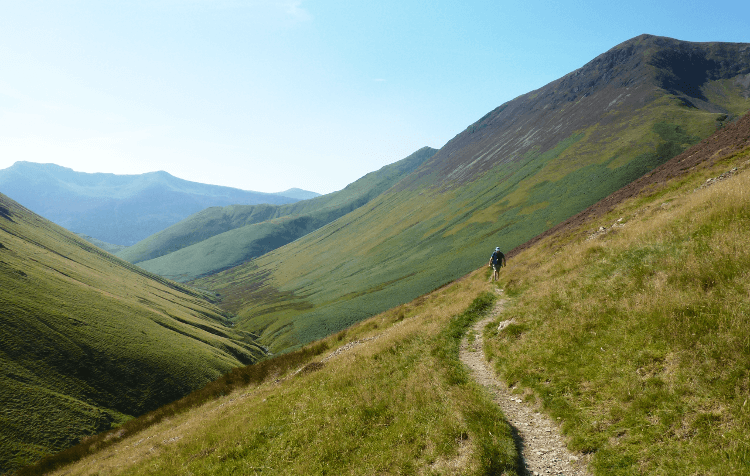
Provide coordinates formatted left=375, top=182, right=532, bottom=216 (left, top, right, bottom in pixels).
left=194, top=35, right=750, bottom=353
left=485, top=132, right=750, bottom=474
left=0, top=195, right=266, bottom=474
left=117, top=147, right=436, bottom=281
left=27, top=270, right=521, bottom=476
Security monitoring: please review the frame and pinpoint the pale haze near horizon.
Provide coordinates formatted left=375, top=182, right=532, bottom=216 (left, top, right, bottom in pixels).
left=1, top=0, right=748, bottom=195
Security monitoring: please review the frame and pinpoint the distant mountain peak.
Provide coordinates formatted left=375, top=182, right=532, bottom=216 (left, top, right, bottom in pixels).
left=273, top=188, right=321, bottom=200
left=403, top=34, right=750, bottom=191
left=10, top=161, right=71, bottom=172
left=0, top=163, right=307, bottom=245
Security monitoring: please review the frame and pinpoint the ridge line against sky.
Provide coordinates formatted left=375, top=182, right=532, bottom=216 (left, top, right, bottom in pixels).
left=1, top=0, right=748, bottom=195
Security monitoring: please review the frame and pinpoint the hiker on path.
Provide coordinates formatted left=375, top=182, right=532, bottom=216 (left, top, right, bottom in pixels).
left=488, top=247, right=506, bottom=282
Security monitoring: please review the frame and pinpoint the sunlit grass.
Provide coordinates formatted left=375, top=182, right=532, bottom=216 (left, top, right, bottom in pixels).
left=485, top=149, right=750, bottom=474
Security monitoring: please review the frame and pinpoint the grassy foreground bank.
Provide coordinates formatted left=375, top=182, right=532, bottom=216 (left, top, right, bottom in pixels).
left=486, top=148, right=750, bottom=474
left=35, top=271, right=518, bottom=475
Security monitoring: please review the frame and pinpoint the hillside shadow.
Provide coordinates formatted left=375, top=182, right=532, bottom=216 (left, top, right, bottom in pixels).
left=650, top=47, right=716, bottom=103
left=509, top=423, right=532, bottom=476
left=0, top=203, right=14, bottom=222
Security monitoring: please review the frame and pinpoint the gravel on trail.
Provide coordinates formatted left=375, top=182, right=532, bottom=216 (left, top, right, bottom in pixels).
left=459, top=293, right=592, bottom=476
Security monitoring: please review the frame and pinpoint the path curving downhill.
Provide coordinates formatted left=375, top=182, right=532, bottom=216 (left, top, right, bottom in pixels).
left=460, top=293, right=591, bottom=476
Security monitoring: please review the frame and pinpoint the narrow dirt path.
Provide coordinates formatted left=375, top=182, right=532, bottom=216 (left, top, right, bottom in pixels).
left=460, top=294, right=591, bottom=476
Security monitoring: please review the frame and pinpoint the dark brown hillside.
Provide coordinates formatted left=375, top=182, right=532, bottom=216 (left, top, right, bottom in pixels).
left=651, top=40, right=750, bottom=108
left=396, top=34, right=750, bottom=191
left=511, top=109, right=750, bottom=257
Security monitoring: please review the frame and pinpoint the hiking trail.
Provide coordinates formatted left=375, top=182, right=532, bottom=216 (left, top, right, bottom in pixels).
left=459, top=290, right=591, bottom=476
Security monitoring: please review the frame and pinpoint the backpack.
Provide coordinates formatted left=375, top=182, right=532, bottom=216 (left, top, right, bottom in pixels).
left=492, top=251, right=503, bottom=265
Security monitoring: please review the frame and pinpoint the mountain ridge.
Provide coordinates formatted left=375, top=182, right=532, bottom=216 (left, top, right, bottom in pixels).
left=116, top=147, right=437, bottom=280
left=396, top=34, right=750, bottom=192
left=0, top=162, right=308, bottom=246
left=272, top=188, right=321, bottom=200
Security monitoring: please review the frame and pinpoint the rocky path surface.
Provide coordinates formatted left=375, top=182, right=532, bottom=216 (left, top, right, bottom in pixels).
left=459, top=294, right=591, bottom=476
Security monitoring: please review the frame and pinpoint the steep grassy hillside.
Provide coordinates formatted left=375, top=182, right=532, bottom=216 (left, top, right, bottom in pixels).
left=118, top=147, right=436, bottom=281
left=0, top=195, right=266, bottom=474
left=0, top=163, right=303, bottom=246
left=485, top=135, right=750, bottom=474
left=25, top=269, right=520, bottom=476
left=194, top=35, right=750, bottom=353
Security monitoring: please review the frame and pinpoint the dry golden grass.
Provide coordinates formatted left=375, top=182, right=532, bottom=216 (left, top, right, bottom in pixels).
left=485, top=150, right=750, bottom=474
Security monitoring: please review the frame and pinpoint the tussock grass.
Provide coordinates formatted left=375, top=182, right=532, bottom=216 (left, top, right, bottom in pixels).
left=43, top=270, right=519, bottom=475
left=485, top=150, right=750, bottom=474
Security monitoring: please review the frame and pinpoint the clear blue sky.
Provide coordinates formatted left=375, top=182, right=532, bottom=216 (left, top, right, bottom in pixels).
left=1, top=0, right=748, bottom=194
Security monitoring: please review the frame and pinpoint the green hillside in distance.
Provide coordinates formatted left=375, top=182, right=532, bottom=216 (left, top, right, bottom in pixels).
left=193, top=35, right=750, bottom=353
left=0, top=163, right=306, bottom=246
left=74, top=233, right=127, bottom=254
left=0, top=194, right=266, bottom=474
left=116, top=147, right=437, bottom=281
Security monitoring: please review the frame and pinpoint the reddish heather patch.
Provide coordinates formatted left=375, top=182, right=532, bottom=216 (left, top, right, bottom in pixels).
left=510, top=111, right=750, bottom=257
